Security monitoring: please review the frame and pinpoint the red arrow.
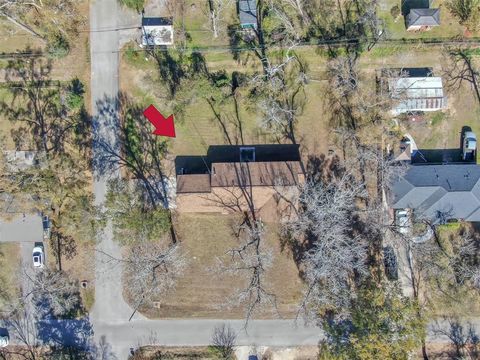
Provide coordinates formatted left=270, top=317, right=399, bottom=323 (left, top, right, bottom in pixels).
left=143, top=104, right=176, bottom=138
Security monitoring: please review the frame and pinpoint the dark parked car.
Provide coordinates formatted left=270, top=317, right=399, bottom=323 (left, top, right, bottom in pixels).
left=42, top=215, right=51, bottom=240
left=383, top=246, right=398, bottom=281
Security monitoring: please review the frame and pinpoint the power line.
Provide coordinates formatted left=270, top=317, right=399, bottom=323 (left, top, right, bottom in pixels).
left=0, top=37, right=479, bottom=58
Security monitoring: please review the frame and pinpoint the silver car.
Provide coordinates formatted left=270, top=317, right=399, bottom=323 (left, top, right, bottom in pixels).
left=395, top=209, right=411, bottom=234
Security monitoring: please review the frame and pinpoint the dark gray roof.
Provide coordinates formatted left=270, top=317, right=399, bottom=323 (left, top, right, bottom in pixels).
left=239, top=0, right=257, bottom=26
left=142, top=17, right=173, bottom=27
left=391, top=164, right=480, bottom=222
left=407, top=8, right=440, bottom=27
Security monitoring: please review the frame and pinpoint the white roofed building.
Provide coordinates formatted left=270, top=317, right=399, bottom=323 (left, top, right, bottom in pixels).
left=387, top=72, right=447, bottom=115
left=141, top=17, right=173, bottom=47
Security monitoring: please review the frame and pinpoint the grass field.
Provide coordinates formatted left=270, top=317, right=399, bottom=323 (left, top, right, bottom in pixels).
left=137, top=213, right=303, bottom=319
left=0, top=243, right=20, bottom=310
left=0, top=18, right=45, bottom=53
left=120, top=45, right=332, bottom=161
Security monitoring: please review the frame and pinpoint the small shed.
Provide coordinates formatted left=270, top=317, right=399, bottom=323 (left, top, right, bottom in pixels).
left=406, top=8, right=440, bottom=31
left=141, top=17, right=173, bottom=46
left=238, top=0, right=257, bottom=29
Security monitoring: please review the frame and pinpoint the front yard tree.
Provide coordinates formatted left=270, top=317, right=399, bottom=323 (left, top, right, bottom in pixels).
left=207, top=0, right=233, bottom=38
left=123, top=241, right=186, bottom=320
left=282, top=174, right=368, bottom=320
left=446, top=0, right=480, bottom=31
left=25, top=268, right=82, bottom=318
left=215, top=216, right=277, bottom=324
left=319, top=282, right=425, bottom=360
left=104, top=178, right=171, bottom=245
left=1, top=302, right=41, bottom=360
left=211, top=324, right=237, bottom=359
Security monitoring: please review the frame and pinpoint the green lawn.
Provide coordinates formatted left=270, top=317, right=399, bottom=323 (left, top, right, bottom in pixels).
left=182, top=0, right=236, bottom=48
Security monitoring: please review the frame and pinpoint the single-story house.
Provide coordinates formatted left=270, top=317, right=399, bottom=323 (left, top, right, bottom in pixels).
left=175, top=144, right=304, bottom=219
left=390, top=164, right=480, bottom=223
left=238, top=0, right=257, bottom=29
left=406, top=8, right=440, bottom=31
left=141, top=17, right=173, bottom=46
left=386, top=68, right=447, bottom=114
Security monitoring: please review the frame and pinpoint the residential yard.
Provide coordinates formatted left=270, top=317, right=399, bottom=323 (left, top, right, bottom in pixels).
left=0, top=242, right=20, bottom=311
left=132, top=346, right=221, bottom=359
left=378, top=0, right=477, bottom=39
left=49, top=241, right=96, bottom=312
left=424, top=223, right=480, bottom=319
left=359, top=47, right=480, bottom=158
left=136, top=213, right=303, bottom=319
left=119, top=6, right=480, bottom=321
left=0, top=0, right=94, bottom=312
left=120, top=45, right=332, bottom=162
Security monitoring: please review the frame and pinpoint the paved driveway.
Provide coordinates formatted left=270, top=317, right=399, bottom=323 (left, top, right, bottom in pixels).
left=0, top=213, right=42, bottom=243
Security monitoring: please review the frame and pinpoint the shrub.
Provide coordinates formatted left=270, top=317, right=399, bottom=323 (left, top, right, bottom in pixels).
left=390, top=5, right=401, bottom=19
left=47, top=32, right=70, bottom=59
left=66, top=78, right=85, bottom=110
left=118, top=0, right=144, bottom=12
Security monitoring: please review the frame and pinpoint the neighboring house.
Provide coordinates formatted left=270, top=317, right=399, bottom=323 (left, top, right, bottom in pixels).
left=390, top=164, right=480, bottom=223
left=238, top=0, right=257, bottom=29
left=141, top=17, right=173, bottom=47
left=385, top=67, right=447, bottom=115
left=175, top=144, right=304, bottom=219
left=406, top=8, right=440, bottom=31
left=390, top=130, right=480, bottom=223
left=3, top=150, right=43, bottom=171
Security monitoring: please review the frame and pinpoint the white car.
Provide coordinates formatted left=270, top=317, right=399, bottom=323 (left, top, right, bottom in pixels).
left=0, top=335, right=9, bottom=347
left=395, top=209, right=411, bottom=234
left=32, top=245, right=45, bottom=268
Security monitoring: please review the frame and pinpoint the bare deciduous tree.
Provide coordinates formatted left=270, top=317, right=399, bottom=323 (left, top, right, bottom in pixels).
left=24, top=268, right=82, bottom=318
left=283, top=174, right=368, bottom=320
left=216, top=218, right=277, bottom=324
left=211, top=323, right=237, bottom=359
left=253, top=48, right=308, bottom=143
left=122, top=242, right=186, bottom=321
left=207, top=0, right=234, bottom=38
left=1, top=302, right=41, bottom=360
left=433, top=317, right=480, bottom=359
left=442, top=47, right=480, bottom=105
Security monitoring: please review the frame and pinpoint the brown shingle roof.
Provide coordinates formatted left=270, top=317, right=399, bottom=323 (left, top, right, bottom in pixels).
left=176, top=174, right=211, bottom=193
left=210, top=161, right=302, bottom=188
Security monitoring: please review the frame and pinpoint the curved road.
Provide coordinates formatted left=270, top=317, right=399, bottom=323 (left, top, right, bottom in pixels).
left=88, top=1, right=321, bottom=359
